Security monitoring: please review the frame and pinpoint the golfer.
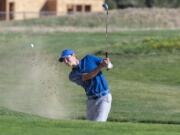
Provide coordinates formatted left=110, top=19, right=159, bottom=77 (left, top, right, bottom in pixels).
left=59, top=49, right=112, bottom=122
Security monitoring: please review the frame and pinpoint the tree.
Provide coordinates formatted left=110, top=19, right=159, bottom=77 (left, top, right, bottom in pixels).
left=105, top=0, right=117, bottom=9
left=145, top=0, right=154, bottom=8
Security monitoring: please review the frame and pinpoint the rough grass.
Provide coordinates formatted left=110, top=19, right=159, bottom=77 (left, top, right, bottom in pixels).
left=0, top=8, right=180, bottom=30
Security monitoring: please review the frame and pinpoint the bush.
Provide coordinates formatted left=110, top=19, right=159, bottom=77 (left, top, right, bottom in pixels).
left=95, top=37, right=180, bottom=56
left=111, top=0, right=180, bottom=8
left=143, top=37, right=180, bottom=50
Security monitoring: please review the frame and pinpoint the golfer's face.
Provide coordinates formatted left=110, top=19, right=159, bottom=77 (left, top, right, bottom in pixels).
left=63, top=55, right=75, bottom=67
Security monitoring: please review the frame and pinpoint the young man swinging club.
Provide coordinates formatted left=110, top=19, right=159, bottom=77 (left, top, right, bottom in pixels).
left=59, top=49, right=112, bottom=122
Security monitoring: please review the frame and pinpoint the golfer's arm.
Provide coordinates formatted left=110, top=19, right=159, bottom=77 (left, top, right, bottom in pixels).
left=82, top=65, right=103, bottom=81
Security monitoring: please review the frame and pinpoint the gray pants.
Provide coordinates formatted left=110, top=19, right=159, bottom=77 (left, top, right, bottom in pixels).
left=86, top=93, right=112, bottom=122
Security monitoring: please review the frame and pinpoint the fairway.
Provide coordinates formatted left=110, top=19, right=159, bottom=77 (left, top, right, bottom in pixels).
left=0, top=29, right=180, bottom=134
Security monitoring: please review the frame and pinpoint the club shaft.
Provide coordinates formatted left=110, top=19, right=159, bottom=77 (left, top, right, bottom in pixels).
left=106, top=11, right=108, bottom=41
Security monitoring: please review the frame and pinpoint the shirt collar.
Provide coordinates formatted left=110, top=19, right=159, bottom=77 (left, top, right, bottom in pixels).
left=72, top=63, right=80, bottom=71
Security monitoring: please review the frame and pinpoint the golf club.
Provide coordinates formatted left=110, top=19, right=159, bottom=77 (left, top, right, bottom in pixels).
left=102, top=3, right=113, bottom=70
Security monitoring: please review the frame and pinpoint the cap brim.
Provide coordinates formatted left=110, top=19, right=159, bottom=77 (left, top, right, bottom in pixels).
left=58, top=57, right=64, bottom=62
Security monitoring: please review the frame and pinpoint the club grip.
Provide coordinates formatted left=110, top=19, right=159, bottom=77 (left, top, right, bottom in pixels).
left=105, top=52, right=109, bottom=71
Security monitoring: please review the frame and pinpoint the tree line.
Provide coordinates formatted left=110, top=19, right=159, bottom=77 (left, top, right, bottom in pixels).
left=105, top=0, right=180, bottom=9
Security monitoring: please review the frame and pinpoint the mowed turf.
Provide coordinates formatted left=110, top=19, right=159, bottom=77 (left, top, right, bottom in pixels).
left=0, top=108, right=180, bottom=135
left=0, top=30, right=180, bottom=134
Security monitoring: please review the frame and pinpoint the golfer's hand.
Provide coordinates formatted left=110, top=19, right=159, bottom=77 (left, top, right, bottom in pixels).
left=100, top=58, right=110, bottom=68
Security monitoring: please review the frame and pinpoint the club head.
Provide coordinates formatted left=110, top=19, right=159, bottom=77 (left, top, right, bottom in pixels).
left=102, top=3, right=109, bottom=11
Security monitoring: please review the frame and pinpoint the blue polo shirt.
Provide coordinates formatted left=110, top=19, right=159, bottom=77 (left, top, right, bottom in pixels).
left=69, top=54, right=109, bottom=97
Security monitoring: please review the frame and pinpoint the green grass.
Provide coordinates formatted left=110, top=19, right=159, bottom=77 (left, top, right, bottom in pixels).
left=0, top=30, right=180, bottom=122
left=0, top=107, right=180, bottom=135
left=0, top=29, right=180, bottom=134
